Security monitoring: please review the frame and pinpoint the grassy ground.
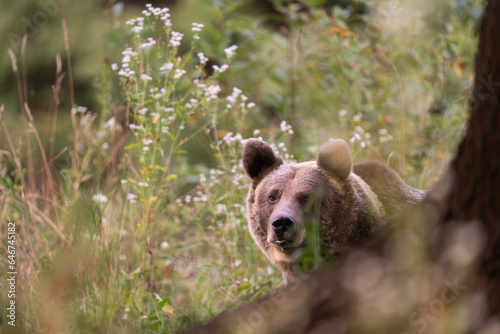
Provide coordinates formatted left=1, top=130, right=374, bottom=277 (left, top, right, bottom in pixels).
left=0, top=1, right=481, bottom=333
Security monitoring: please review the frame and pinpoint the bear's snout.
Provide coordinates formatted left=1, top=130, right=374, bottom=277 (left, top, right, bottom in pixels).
left=272, top=215, right=295, bottom=240
left=269, top=215, right=301, bottom=251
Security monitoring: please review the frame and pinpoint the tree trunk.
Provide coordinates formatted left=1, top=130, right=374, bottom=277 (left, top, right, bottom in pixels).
left=444, top=0, right=500, bottom=316
left=183, top=1, right=500, bottom=332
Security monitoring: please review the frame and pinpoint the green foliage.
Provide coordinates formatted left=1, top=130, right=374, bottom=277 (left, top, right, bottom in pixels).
left=0, top=0, right=482, bottom=333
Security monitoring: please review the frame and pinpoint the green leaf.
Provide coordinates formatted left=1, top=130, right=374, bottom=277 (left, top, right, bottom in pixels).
left=150, top=321, right=161, bottom=330
left=153, top=165, right=167, bottom=172
left=124, top=142, right=141, bottom=150
left=161, top=303, right=175, bottom=315
left=165, top=174, right=178, bottom=181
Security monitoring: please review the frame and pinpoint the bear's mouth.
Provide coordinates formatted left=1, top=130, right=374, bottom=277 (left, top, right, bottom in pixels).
left=271, top=239, right=295, bottom=252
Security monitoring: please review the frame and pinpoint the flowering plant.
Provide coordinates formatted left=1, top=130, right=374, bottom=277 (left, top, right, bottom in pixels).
left=111, top=5, right=255, bottom=235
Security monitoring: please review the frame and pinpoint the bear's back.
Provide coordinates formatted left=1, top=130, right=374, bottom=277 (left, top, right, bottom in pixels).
left=353, top=161, right=426, bottom=222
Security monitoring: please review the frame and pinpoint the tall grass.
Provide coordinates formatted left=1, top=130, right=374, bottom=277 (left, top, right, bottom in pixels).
left=0, top=6, right=284, bottom=333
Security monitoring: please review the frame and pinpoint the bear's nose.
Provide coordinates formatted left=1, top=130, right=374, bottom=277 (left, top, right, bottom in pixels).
left=272, top=216, right=295, bottom=238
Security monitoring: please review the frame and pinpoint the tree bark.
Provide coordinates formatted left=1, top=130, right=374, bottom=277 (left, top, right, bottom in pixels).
left=444, top=0, right=500, bottom=316
left=183, top=1, right=500, bottom=332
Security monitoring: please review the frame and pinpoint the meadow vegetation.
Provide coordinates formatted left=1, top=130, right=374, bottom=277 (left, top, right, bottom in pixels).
left=0, top=0, right=483, bottom=332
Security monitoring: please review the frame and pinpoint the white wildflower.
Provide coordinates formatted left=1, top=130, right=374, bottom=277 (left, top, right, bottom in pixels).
left=224, top=45, right=238, bottom=58
left=174, top=69, right=185, bottom=79
left=227, top=87, right=242, bottom=104
left=379, top=128, right=393, bottom=144
left=191, top=23, right=204, bottom=32
left=160, top=62, right=174, bottom=71
left=232, top=87, right=242, bottom=96
left=141, top=37, right=156, bottom=49
left=212, top=64, right=229, bottom=73
left=352, top=112, right=362, bottom=122
left=197, top=52, right=208, bottom=65
left=280, top=120, right=293, bottom=133
left=354, top=125, right=365, bottom=134
left=127, top=193, right=138, bottom=203
left=160, top=10, right=170, bottom=21
left=131, top=26, right=143, bottom=34
left=204, top=84, right=221, bottom=101
left=169, top=31, right=183, bottom=47
left=92, top=193, right=107, bottom=204
left=118, top=68, right=135, bottom=77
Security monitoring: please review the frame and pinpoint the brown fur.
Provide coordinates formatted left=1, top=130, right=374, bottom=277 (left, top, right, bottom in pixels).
left=353, top=161, right=425, bottom=221
left=243, top=138, right=425, bottom=283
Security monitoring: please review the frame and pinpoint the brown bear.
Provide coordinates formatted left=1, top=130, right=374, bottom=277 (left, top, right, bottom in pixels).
left=242, top=138, right=425, bottom=283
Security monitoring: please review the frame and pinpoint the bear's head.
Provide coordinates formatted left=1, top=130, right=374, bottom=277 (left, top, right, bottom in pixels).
left=242, top=138, right=380, bottom=274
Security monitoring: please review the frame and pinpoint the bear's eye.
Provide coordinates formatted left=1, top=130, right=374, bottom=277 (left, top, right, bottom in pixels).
left=268, top=195, right=277, bottom=203
left=299, top=195, right=310, bottom=205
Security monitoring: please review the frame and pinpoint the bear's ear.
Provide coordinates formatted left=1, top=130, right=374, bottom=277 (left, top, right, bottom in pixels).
left=242, top=139, right=283, bottom=180
left=317, top=139, right=352, bottom=180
